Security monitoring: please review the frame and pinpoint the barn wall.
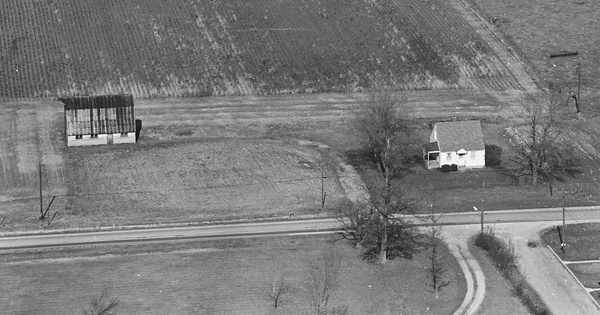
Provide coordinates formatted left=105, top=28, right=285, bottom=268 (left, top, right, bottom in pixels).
left=112, top=132, right=136, bottom=144
left=67, top=135, right=109, bottom=147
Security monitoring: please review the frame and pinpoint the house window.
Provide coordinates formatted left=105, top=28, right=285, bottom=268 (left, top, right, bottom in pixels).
left=91, top=134, right=98, bottom=139
left=75, top=135, right=83, bottom=139
left=446, top=153, right=451, bottom=162
left=121, top=132, right=128, bottom=137
left=471, top=151, right=477, bottom=160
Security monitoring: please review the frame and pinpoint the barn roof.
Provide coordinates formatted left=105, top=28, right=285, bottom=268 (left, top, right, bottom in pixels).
left=60, top=95, right=135, bottom=136
left=434, top=120, right=484, bottom=152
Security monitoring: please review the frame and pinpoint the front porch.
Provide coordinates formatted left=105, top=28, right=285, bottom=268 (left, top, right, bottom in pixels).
left=423, top=141, right=440, bottom=170
left=426, top=159, right=440, bottom=169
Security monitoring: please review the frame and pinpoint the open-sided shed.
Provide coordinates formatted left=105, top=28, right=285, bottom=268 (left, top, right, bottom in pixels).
left=60, top=95, right=136, bottom=147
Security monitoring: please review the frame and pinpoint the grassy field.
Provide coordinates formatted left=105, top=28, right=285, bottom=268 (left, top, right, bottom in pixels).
left=4, top=88, right=600, bottom=230
left=62, top=138, right=347, bottom=225
left=471, top=0, right=600, bottom=108
left=468, top=236, right=530, bottom=314
left=0, top=0, right=522, bottom=98
left=0, top=234, right=466, bottom=314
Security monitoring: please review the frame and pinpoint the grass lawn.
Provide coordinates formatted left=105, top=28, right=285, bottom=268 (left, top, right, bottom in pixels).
left=468, top=236, right=529, bottom=315
left=0, top=234, right=466, bottom=314
left=540, top=223, right=600, bottom=262
left=540, top=222, right=600, bottom=304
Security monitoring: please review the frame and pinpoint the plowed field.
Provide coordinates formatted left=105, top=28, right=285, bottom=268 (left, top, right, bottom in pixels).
left=0, top=0, right=523, bottom=98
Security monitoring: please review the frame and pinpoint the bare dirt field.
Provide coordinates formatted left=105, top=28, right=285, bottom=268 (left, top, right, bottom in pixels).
left=0, top=234, right=466, bottom=314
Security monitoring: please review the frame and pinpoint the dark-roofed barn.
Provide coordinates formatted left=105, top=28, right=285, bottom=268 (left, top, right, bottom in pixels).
left=423, top=120, right=485, bottom=170
left=60, top=95, right=136, bottom=147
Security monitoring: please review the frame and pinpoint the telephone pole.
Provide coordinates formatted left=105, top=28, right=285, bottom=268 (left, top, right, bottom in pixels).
left=38, top=161, right=43, bottom=219
left=561, top=195, right=566, bottom=252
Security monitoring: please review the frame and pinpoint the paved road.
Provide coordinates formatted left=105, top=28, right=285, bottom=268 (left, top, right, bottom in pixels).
left=2, top=207, right=600, bottom=315
left=496, top=221, right=600, bottom=314
left=1, top=207, right=599, bottom=250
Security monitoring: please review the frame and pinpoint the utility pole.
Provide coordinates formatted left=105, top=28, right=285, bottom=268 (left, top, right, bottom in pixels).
left=549, top=51, right=581, bottom=113
left=38, top=161, right=43, bottom=219
left=480, top=181, right=485, bottom=233
left=577, top=62, right=581, bottom=113
left=561, top=195, right=566, bottom=252
left=320, top=170, right=327, bottom=208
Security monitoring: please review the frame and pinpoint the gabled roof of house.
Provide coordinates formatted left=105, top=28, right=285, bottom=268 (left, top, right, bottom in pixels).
left=60, top=95, right=135, bottom=136
left=434, top=120, right=484, bottom=152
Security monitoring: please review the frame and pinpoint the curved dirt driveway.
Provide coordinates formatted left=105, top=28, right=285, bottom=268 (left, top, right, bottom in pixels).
left=444, top=226, right=486, bottom=315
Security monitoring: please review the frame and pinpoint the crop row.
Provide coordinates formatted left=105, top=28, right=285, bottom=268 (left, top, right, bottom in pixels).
left=1, top=0, right=522, bottom=99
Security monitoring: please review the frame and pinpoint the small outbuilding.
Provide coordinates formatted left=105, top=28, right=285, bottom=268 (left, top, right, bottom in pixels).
left=60, top=94, right=136, bottom=147
left=423, top=120, right=485, bottom=170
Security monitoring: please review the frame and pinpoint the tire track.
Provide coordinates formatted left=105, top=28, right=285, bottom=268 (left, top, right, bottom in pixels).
left=445, top=227, right=486, bottom=315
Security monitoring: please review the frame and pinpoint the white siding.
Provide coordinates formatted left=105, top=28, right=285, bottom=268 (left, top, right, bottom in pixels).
left=439, top=149, right=485, bottom=168
left=67, top=135, right=109, bottom=147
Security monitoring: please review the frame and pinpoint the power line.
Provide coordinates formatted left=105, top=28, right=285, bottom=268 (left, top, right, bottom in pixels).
left=0, top=174, right=345, bottom=202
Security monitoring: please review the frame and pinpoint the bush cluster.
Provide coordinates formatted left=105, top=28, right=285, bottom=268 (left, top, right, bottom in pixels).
left=441, top=164, right=458, bottom=172
left=475, top=229, right=550, bottom=315
left=485, top=144, right=502, bottom=167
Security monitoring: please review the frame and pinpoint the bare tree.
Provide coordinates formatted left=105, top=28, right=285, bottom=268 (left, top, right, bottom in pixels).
left=82, top=288, right=119, bottom=315
left=347, top=85, right=420, bottom=264
left=304, top=250, right=343, bottom=315
left=425, top=206, right=449, bottom=299
left=337, top=199, right=373, bottom=246
left=509, top=92, right=577, bottom=192
left=268, top=259, right=290, bottom=309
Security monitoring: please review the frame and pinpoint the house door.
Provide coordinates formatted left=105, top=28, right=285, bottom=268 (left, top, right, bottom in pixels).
left=458, top=153, right=466, bottom=167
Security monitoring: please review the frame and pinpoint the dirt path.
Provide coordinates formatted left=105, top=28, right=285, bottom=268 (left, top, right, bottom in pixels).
left=450, top=0, right=540, bottom=93
left=444, top=225, right=486, bottom=315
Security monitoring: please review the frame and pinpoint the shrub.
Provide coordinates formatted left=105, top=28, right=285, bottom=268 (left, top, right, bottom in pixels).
left=450, top=164, right=458, bottom=172
left=475, top=228, right=550, bottom=315
left=485, top=144, right=502, bottom=167
left=441, top=164, right=451, bottom=172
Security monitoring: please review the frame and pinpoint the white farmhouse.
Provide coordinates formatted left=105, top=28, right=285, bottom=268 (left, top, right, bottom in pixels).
left=60, top=95, right=137, bottom=147
left=423, top=120, right=485, bottom=170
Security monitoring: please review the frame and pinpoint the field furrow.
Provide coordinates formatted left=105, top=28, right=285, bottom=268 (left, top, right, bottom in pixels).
left=0, top=0, right=526, bottom=98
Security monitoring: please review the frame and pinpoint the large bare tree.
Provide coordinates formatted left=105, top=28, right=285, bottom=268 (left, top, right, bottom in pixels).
left=341, top=86, right=420, bottom=264
left=509, top=92, right=577, bottom=192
